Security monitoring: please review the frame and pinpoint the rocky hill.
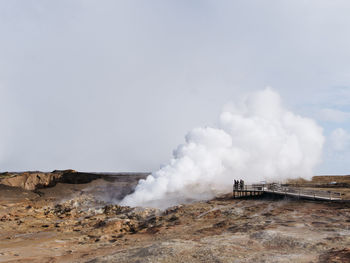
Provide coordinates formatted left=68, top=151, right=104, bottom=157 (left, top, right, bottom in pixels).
left=0, top=170, right=102, bottom=190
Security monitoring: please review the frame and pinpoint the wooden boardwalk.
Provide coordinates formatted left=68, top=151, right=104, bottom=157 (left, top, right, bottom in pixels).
left=233, top=184, right=342, bottom=201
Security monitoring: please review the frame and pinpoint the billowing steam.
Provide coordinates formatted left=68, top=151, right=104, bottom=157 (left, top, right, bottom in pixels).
left=120, top=88, right=324, bottom=209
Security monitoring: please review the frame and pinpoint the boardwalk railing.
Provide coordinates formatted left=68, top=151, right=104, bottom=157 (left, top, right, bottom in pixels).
left=232, top=183, right=342, bottom=200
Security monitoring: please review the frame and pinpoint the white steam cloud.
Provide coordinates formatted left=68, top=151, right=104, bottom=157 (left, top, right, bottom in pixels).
left=121, top=88, right=324, bottom=209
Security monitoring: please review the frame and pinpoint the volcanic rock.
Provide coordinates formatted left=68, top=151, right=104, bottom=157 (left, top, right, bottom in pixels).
left=0, top=170, right=102, bottom=190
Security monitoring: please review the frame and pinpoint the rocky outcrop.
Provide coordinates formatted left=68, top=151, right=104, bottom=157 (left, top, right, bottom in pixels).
left=0, top=170, right=101, bottom=190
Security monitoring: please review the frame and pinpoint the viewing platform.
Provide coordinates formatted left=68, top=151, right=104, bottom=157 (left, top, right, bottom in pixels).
left=233, top=183, right=342, bottom=201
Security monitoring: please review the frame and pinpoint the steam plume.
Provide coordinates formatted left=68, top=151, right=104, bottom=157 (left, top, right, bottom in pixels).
left=120, top=88, right=324, bottom=209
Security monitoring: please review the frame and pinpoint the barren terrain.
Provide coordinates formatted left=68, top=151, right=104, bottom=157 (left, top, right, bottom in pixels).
left=0, top=172, right=349, bottom=263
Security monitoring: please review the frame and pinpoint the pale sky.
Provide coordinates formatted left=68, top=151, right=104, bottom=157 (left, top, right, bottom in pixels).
left=1, top=0, right=350, bottom=174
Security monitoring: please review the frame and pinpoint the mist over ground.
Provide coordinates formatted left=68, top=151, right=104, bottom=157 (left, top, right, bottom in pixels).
left=121, top=88, right=324, bottom=208
left=0, top=1, right=350, bottom=174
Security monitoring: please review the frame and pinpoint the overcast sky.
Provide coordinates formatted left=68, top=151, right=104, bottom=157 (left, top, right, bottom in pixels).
left=1, top=0, right=350, bottom=174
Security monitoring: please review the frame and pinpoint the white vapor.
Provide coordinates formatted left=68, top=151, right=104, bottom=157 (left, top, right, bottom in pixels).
left=121, top=88, right=324, bottom=209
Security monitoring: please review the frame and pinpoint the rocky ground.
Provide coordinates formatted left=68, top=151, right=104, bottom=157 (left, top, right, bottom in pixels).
left=0, top=173, right=349, bottom=263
